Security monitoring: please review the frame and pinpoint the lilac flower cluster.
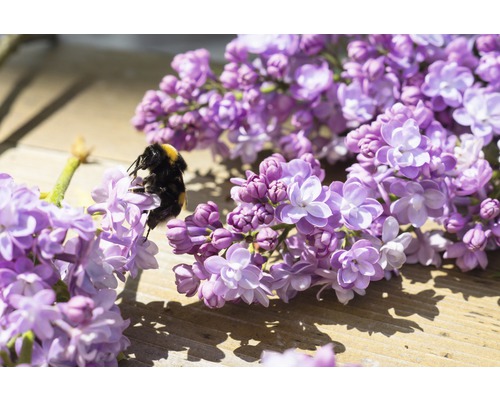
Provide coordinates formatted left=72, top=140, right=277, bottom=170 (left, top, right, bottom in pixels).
left=158, top=35, right=500, bottom=311
left=0, top=168, right=160, bottom=366
left=169, top=153, right=402, bottom=307
left=169, top=125, right=498, bottom=307
left=131, top=35, right=500, bottom=168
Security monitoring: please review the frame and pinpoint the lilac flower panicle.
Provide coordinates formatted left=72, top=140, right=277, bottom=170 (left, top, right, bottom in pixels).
left=153, top=35, right=500, bottom=314
left=0, top=167, right=161, bottom=367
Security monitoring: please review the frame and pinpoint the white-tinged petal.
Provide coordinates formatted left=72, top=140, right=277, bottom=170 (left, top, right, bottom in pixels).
left=382, top=216, right=399, bottom=243
left=228, top=247, right=252, bottom=269
left=423, top=189, right=446, bottom=209
left=306, top=201, right=332, bottom=218
left=204, top=256, right=228, bottom=274
left=408, top=206, right=428, bottom=227
left=300, top=176, right=322, bottom=204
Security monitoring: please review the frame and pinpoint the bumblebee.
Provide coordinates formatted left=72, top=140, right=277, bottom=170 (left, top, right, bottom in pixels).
left=128, top=143, right=187, bottom=234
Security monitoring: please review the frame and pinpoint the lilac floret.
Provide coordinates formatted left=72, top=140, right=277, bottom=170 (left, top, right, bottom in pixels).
left=453, top=88, right=500, bottom=144
left=330, top=239, right=384, bottom=290
left=421, top=60, right=474, bottom=111
left=329, top=178, right=383, bottom=230
left=376, top=117, right=430, bottom=179
left=390, top=180, right=446, bottom=227
left=203, top=244, right=272, bottom=307
left=290, top=61, right=333, bottom=102
left=278, top=175, right=332, bottom=233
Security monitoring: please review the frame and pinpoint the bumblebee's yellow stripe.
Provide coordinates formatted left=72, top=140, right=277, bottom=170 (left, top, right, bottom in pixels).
left=178, top=192, right=187, bottom=207
left=161, top=144, right=179, bottom=165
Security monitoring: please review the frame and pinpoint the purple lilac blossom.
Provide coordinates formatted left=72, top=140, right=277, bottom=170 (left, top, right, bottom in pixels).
left=203, top=244, right=272, bottom=307
left=329, top=178, right=383, bottom=230
left=376, top=216, right=413, bottom=272
left=290, top=62, right=333, bottom=102
left=0, top=169, right=155, bottom=366
left=278, top=175, right=332, bottom=233
left=390, top=180, right=446, bottom=227
left=330, top=239, right=384, bottom=290
left=376, top=117, right=430, bottom=179
left=453, top=88, right=500, bottom=144
left=421, top=61, right=474, bottom=111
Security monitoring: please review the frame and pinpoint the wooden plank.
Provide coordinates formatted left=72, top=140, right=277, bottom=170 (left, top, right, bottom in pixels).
left=0, top=41, right=499, bottom=367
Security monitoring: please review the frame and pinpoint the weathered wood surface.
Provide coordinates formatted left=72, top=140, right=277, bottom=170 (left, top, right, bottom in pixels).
left=0, top=40, right=499, bottom=367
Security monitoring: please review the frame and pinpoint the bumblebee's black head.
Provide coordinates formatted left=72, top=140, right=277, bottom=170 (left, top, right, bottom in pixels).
left=129, top=143, right=187, bottom=176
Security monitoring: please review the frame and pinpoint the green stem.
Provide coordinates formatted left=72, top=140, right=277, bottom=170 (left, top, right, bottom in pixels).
left=0, top=350, right=14, bottom=367
left=18, top=331, right=34, bottom=365
left=45, top=156, right=81, bottom=207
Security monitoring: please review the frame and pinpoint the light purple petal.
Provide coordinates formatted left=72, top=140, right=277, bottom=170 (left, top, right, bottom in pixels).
left=228, top=248, right=251, bottom=269
left=343, top=182, right=367, bottom=206
left=280, top=204, right=308, bottom=223
left=306, top=202, right=332, bottom=218
left=300, top=176, right=322, bottom=204
left=424, top=189, right=446, bottom=209
left=204, top=256, right=227, bottom=274
left=347, top=208, right=372, bottom=229
left=357, top=261, right=376, bottom=276
left=408, top=206, right=428, bottom=228
left=382, top=216, right=399, bottom=243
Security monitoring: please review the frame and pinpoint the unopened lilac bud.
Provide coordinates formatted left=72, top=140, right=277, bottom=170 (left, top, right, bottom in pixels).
left=363, top=56, right=385, bottom=81
left=413, top=100, right=434, bottom=129
left=300, top=153, right=325, bottom=181
left=168, top=114, right=183, bottom=129
left=311, top=229, right=339, bottom=258
left=267, top=53, right=289, bottom=80
left=463, top=225, right=488, bottom=252
left=192, top=201, right=220, bottom=227
left=199, top=280, right=225, bottom=308
left=182, top=110, right=200, bottom=126
left=224, top=39, right=248, bottom=63
left=268, top=180, right=287, bottom=203
left=445, top=212, right=468, bottom=233
left=220, top=63, right=239, bottom=89
left=291, top=110, right=314, bottom=129
left=475, top=35, right=500, bottom=54
left=63, top=296, right=94, bottom=324
left=347, top=40, right=373, bottom=63
left=238, top=64, right=258, bottom=87
left=211, top=228, right=234, bottom=250
left=255, top=227, right=279, bottom=251
left=175, top=79, right=197, bottom=99
left=299, top=34, right=326, bottom=56
left=259, top=155, right=284, bottom=182
left=162, top=97, right=178, bottom=113
left=159, top=75, right=178, bottom=94
left=198, top=242, right=219, bottom=258
left=245, top=173, right=268, bottom=200
left=480, top=198, right=500, bottom=220
left=401, top=86, right=424, bottom=106
left=358, top=134, right=383, bottom=158
left=252, top=203, right=275, bottom=225
left=166, top=219, right=192, bottom=253
left=280, top=132, right=312, bottom=159
left=173, top=263, right=200, bottom=297
left=227, top=205, right=254, bottom=233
